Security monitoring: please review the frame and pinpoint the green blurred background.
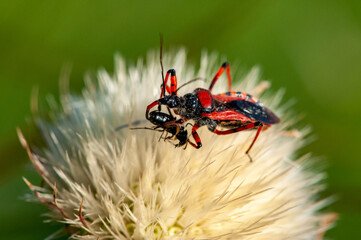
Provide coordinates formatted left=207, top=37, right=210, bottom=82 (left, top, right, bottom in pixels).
left=1, top=0, right=360, bottom=239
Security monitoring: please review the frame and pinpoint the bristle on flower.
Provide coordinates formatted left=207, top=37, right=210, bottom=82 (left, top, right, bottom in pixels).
left=20, top=49, right=335, bottom=239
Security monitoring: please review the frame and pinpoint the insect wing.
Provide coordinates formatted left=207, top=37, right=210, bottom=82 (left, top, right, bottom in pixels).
left=212, top=94, right=243, bottom=103
left=226, top=100, right=280, bottom=125
left=202, top=109, right=250, bottom=121
left=213, top=91, right=259, bottom=104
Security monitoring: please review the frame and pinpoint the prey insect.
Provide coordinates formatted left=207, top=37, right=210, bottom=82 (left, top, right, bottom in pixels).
left=141, top=110, right=198, bottom=148
left=116, top=110, right=197, bottom=149
left=146, top=61, right=280, bottom=161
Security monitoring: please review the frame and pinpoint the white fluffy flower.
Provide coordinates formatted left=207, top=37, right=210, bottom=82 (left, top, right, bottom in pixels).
left=19, top=49, right=335, bottom=239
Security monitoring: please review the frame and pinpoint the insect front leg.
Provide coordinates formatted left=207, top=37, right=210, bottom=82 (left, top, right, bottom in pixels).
left=186, top=140, right=199, bottom=149
left=179, top=122, right=198, bottom=149
left=211, top=122, right=263, bottom=162
left=160, top=70, right=171, bottom=97
left=160, top=69, right=178, bottom=97
left=145, top=100, right=161, bottom=119
left=209, top=62, right=232, bottom=92
left=190, top=124, right=202, bottom=149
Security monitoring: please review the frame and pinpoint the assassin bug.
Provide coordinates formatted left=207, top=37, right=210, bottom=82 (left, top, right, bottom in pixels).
left=146, top=61, right=280, bottom=161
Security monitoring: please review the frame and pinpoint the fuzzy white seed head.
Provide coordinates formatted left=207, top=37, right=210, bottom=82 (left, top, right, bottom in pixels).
left=20, top=49, right=335, bottom=240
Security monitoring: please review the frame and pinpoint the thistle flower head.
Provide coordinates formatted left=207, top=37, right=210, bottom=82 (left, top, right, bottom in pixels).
left=20, top=49, right=335, bottom=239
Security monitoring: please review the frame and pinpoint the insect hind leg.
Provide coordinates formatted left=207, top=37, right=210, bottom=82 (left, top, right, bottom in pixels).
left=211, top=122, right=263, bottom=162
left=245, top=124, right=263, bottom=162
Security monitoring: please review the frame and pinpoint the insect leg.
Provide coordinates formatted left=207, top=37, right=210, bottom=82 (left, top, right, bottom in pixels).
left=245, top=124, right=263, bottom=162
left=168, top=69, right=177, bottom=95
left=211, top=122, right=260, bottom=135
left=160, top=70, right=172, bottom=97
left=145, top=100, right=161, bottom=119
left=187, top=140, right=199, bottom=149
left=211, top=122, right=263, bottom=162
left=191, top=124, right=202, bottom=149
left=160, top=69, right=177, bottom=97
left=209, top=62, right=232, bottom=92
left=159, top=129, right=166, bottom=142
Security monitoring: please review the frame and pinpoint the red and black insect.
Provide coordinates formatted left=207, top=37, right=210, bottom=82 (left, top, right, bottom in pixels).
left=146, top=61, right=280, bottom=161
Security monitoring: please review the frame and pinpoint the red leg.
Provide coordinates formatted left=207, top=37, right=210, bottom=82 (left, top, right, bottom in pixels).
left=209, top=62, right=232, bottom=92
left=187, top=140, right=199, bottom=149
left=160, top=70, right=171, bottom=98
left=191, top=124, right=202, bottom=148
left=160, top=69, right=177, bottom=97
left=179, top=122, right=199, bottom=149
left=245, top=125, right=263, bottom=162
left=168, top=69, right=177, bottom=94
left=212, top=122, right=260, bottom=135
left=145, top=100, right=160, bottom=119
left=212, top=122, right=263, bottom=162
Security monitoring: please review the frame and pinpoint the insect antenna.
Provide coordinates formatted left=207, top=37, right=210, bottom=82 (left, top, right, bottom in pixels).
left=175, top=77, right=205, bottom=94
left=115, top=124, right=129, bottom=131
left=158, top=33, right=166, bottom=112
left=160, top=34, right=166, bottom=97
left=130, top=126, right=163, bottom=132
left=114, top=119, right=148, bottom=131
